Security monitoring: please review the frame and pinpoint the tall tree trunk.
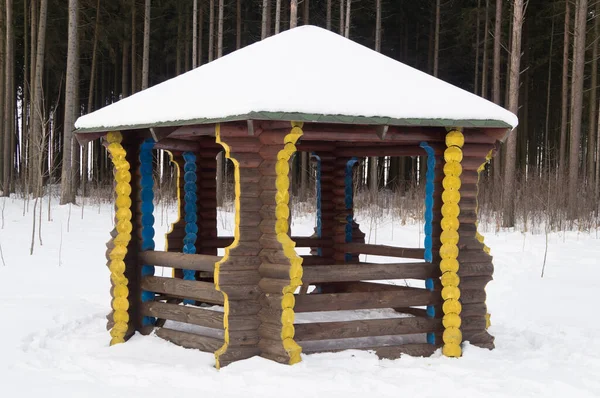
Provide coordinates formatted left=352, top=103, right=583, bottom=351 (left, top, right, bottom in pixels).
left=544, top=18, right=555, bottom=172
left=339, top=0, right=344, bottom=35
left=60, top=0, right=78, bottom=204
left=481, top=0, right=489, bottom=98
left=502, top=0, right=524, bottom=227
left=275, top=0, right=281, bottom=34
left=208, top=0, right=214, bottom=61
left=559, top=0, right=570, bottom=180
left=344, top=0, right=351, bottom=38
left=474, top=0, right=481, bottom=95
left=4, top=0, right=14, bottom=195
left=568, top=0, right=588, bottom=216
left=369, top=0, right=382, bottom=193
left=217, top=0, right=223, bottom=57
left=176, top=1, right=182, bottom=74
left=193, top=0, right=197, bottom=68
left=27, top=0, right=37, bottom=193
left=0, top=0, right=5, bottom=193
left=492, top=0, right=502, bottom=104
left=31, top=0, right=47, bottom=198
left=433, top=0, right=440, bottom=77
left=587, top=8, right=598, bottom=186
left=199, top=3, right=203, bottom=63
left=290, top=0, right=297, bottom=29
left=236, top=0, right=242, bottom=46
left=262, top=0, right=268, bottom=38
left=326, top=0, right=331, bottom=30
left=141, top=0, right=150, bottom=90
left=303, top=0, right=309, bottom=24
left=131, top=0, right=137, bottom=94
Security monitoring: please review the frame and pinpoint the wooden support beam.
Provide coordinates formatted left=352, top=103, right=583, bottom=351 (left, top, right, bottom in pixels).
left=302, top=262, right=437, bottom=283
left=294, top=317, right=443, bottom=341
left=336, top=145, right=425, bottom=157
left=154, top=138, right=203, bottom=153
left=339, top=243, right=425, bottom=260
left=141, top=301, right=224, bottom=329
left=138, top=251, right=220, bottom=272
left=141, top=276, right=224, bottom=304
left=155, top=328, right=224, bottom=353
left=294, top=288, right=440, bottom=312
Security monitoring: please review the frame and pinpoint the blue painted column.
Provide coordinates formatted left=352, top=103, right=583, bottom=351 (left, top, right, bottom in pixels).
left=140, top=138, right=156, bottom=327
left=182, top=151, right=198, bottom=305
left=419, top=142, right=437, bottom=345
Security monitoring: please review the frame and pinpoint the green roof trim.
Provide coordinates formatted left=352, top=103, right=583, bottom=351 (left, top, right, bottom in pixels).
left=74, top=111, right=512, bottom=135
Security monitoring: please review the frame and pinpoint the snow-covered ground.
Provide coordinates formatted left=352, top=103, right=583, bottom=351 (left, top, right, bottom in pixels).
left=0, top=196, right=599, bottom=398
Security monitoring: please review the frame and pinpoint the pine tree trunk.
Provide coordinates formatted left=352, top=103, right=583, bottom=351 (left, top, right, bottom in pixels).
left=303, top=0, right=309, bottom=25
left=199, top=3, right=203, bottom=63
left=275, top=0, right=281, bottom=34
left=27, top=0, right=37, bottom=194
left=217, top=0, right=223, bottom=58
left=587, top=9, right=598, bottom=186
left=326, top=0, right=331, bottom=30
left=568, top=0, right=588, bottom=216
left=208, top=0, right=214, bottom=61
left=236, top=0, right=242, bottom=46
left=3, top=0, right=14, bottom=195
left=502, top=0, right=524, bottom=227
left=176, top=1, right=182, bottom=74
left=492, top=0, right=502, bottom=104
left=261, top=0, right=268, bottom=38
left=559, top=0, right=570, bottom=181
left=481, top=0, right=489, bottom=98
left=474, top=0, right=481, bottom=95
left=141, top=0, right=150, bottom=90
left=433, top=0, right=440, bottom=77
left=31, top=0, right=47, bottom=198
left=290, top=0, right=297, bottom=29
left=339, top=0, right=344, bottom=35
left=122, top=40, right=129, bottom=96
left=344, top=0, right=351, bottom=38
left=0, top=0, right=5, bottom=194
left=59, top=0, right=78, bottom=204
left=131, top=0, right=137, bottom=93
left=193, top=0, right=197, bottom=68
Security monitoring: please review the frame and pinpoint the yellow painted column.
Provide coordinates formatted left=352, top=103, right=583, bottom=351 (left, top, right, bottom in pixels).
left=440, top=129, right=464, bottom=357
left=106, top=131, right=133, bottom=346
left=274, top=121, right=304, bottom=365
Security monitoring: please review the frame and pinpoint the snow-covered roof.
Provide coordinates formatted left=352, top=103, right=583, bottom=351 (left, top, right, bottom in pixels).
left=74, top=26, right=518, bottom=134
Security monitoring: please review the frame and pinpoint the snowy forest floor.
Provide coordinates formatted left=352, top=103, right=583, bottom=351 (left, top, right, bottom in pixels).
left=0, top=196, right=599, bottom=398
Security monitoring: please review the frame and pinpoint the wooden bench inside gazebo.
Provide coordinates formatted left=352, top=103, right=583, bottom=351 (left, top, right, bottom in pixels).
left=75, top=26, right=517, bottom=369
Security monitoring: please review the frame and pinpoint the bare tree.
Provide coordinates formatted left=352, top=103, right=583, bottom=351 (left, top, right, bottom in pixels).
left=217, top=0, right=223, bottom=57
left=59, top=0, right=79, bottom=204
left=587, top=7, right=598, bottom=185
left=236, top=0, right=242, bottom=47
left=131, top=0, right=137, bottom=93
left=370, top=0, right=382, bottom=193
left=326, top=0, right=331, bottom=30
left=141, top=0, right=150, bottom=90
left=344, top=0, right=351, bottom=38
left=474, top=0, right=481, bottom=95
left=193, top=0, right=197, bottom=68
left=481, top=0, right=489, bottom=98
left=303, top=0, right=309, bottom=24
left=568, top=0, right=588, bottom=215
left=339, top=0, right=344, bottom=34
left=559, top=0, right=570, bottom=180
left=208, top=0, right=214, bottom=61
left=433, top=0, right=440, bottom=77
left=275, top=0, right=281, bottom=33
left=502, top=0, right=525, bottom=227
left=3, top=0, right=14, bottom=196
left=262, top=0, right=268, bottom=38
left=291, top=0, right=298, bottom=29
left=492, top=0, right=502, bottom=104
left=0, top=0, right=5, bottom=193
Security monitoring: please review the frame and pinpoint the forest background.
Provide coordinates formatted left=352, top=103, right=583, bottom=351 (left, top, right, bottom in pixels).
left=0, top=0, right=597, bottom=232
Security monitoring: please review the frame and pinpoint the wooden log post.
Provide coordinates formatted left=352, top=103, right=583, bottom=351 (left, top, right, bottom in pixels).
left=196, top=137, right=220, bottom=257
left=212, top=124, right=264, bottom=368
left=255, top=124, right=304, bottom=365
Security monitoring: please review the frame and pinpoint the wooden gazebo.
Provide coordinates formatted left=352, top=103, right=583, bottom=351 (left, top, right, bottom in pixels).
left=75, top=26, right=518, bottom=368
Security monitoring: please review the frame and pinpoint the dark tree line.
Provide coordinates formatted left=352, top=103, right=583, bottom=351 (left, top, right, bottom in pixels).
left=0, top=0, right=598, bottom=227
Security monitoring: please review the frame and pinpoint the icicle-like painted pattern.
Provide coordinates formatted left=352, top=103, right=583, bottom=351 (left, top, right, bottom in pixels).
left=440, top=129, right=464, bottom=358
left=106, top=131, right=133, bottom=346
left=476, top=150, right=494, bottom=329
left=313, top=154, right=322, bottom=256
left=274, top=121, right=304, bottom=365
left=140, top=139, right=156, bottom=326
left=182, top=151, right=198, bottom=305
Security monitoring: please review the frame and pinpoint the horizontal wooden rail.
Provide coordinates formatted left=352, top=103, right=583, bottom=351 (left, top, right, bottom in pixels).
left=302, top=262, right=437, bottom=283
left=142, top=301, right=224, bottom=330
left=301, top=342, right=440, bottom=359
left=141, top=276, right=224, bottom=305
left=294, top=317, right=442, bottom=341
left=155, top=328, right=224, bottom=353
left=139, top=251, right=220, bottom=272
left=293, top=288, right=440, bottom=312
left=338, top=243, right=425, bottom=260
left=196, top=237, right=331, bottom=249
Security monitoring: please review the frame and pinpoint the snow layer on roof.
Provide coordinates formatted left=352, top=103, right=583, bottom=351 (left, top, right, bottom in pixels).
left=75, top=25, right=518, bottom=131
